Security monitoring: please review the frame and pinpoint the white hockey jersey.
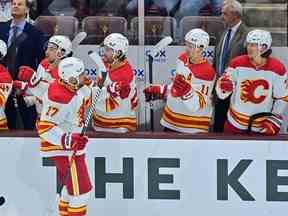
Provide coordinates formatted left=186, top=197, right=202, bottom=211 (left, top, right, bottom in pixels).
left=161, top=52, right=216, bottom=133
left=0, top=64, right=12, bottom=130
left=37, top=80, right=92, bottom=157
left=92, top=59, right=138, bottom=133
left=25, top=59, right=59, bottom=115
left=216, top=55, right=288, bottom=132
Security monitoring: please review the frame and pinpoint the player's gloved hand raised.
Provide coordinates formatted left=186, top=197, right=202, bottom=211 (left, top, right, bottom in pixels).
left=107, top=82, right=121, bottom=98
left=61, top=133, right=89, bottom=151
left=13, top=80, right=28, bottom=91
left=143, top=84, right=167, bottom=102
left=171, top=74, right=192, bottom=97
left=259, top=115, right=282, bottom=136
left=119, top=82, right=131, bottom=99
left=108, top=82, right=131, bottom=99
left=18, top=66, right=35, bottom=82
left=219, top=75, right=233, bottom=92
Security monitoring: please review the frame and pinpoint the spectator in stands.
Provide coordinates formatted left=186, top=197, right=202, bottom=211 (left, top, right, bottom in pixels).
left=0, top=0, right=45, bottom=129
left=0, top=0, right=12, bottom=22
left=36, top=0, right=80, bottom=18
left=213, top=0, right=248, bottom=132
left=126, top=0, right=180, bottom=17
left=175, top=0, right=223, bottom=20
left=89, top=0, right=128, bottom=17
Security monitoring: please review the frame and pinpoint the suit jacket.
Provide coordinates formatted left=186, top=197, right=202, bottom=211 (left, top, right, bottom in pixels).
left=0, top=20, right=45, bottom=77
left=213, top=22, right=248, bottom=76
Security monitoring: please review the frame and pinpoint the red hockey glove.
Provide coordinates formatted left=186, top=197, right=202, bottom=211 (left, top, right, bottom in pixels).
left=18, top=66, right=35, bottom=82
left=108, top=82, right=131, bottom=99
left=61, top=133, right=88, bottom=151
left=0, top=65, right=12, bottom=83
left=171, top=74, right=192, bottom=97
left=119, top=82, right=131, bottom=99
left=259, top=115, right=282, bottom=136
left=13, top=80, right=28, bottom=91
left=219, top=75, right=233, bottom=92
left=107, top=82, right=121, bottom=98
left=143, top=84, right=167, bottom=102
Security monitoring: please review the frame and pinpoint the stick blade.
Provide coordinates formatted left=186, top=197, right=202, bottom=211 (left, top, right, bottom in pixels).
left=72, top=32, right=87, bottom=50
left=151, top=36, right=173, bottom=58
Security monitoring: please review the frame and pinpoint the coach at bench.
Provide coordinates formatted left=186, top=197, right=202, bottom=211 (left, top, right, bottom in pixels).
left=0, top=0, right=45, bottom=130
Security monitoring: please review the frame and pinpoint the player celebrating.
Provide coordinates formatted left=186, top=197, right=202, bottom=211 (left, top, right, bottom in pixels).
left=216, top=29, right=288, bottom=135
left=0, top=40, right=13, bottom=130
left=92, top=33, right=138, bottom=133
left=144, top=28, right=216, bottom=133
left=37, top=57, right=93, bottom=216
left=13, top=35, right=73, bottom=115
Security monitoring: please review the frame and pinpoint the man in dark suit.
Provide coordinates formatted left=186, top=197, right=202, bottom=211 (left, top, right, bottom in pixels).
left=0, top=0, right=45, bottom=130
left=213, top=0, right=248, bottom=132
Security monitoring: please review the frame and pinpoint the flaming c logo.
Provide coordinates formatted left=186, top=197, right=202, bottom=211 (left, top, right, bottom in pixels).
left=240, top=79, right=269, bottom=104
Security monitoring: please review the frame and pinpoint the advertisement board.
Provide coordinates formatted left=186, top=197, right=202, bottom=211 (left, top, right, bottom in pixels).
left=0, top=137, right=288, bottom=215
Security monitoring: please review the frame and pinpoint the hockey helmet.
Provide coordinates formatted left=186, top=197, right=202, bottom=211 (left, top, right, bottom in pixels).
left=103, top=33, right=129, bottom=57
left=246, top=29, right=272, bottom=54
left=0, top=40, right=7, bottom=59
left=185, top=28, right=210, bottom=50
left=58, top=57, right=85, bottom=89
left=48, top=35, right=72, bottom=57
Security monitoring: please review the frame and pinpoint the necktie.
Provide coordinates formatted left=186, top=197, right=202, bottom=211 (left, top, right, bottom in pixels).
left=219, top=28, right=232, bottom=75
left=9, top=25, right=18, bottom=47
left=7, top=25, right=19, bottom=78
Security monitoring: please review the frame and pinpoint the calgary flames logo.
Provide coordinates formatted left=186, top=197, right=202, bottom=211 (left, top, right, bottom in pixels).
left=240, top=79, right=269, bottom=104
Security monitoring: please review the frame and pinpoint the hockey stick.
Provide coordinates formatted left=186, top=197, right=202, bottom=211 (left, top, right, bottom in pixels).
left=247, top=112, right=276, bottom=134
left=148, top=36, right=173, bottom=131
left=57, top=52, right=107, bottom=196
left=71, top=32, right=87, bottom=51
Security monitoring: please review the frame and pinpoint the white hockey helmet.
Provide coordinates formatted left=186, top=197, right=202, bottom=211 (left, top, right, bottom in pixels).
left=185, top=28, right=210, bottom=50
left=0, top=40, right=7, bottom=58
left=58, top=57, right=85, bottom=89
left=246, top=29, right=272, bottom=54
left=103, top=33, right=129, bottom=57
left=49, top=35, right=73, bottom=57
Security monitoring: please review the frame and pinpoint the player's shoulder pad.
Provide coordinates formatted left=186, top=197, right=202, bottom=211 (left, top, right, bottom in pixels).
left=0, top=64, right=12, bottom=83
left=193, top=61, right=216, bottom=81
left=267, top=57, right=286, bottom=76
left=229, top=55, right=249, bottom=68
left=178, top=52, right=188, bottom=63
left=48, top=81, right=76, bottom=104
left=48, top=67, right=59, bottom=79
left=110, top=60, right=134, bottom=83
left=40, top=58, right=49, bottom=69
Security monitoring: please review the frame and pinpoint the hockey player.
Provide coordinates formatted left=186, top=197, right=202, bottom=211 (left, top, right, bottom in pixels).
left=13, top=35, right=73, bottom=115
left=216, top=29, right=288, bottom=135
left=144, top=28, right=216, bottom=133
left=37, top=57, right=93, bottom=216
left=0, top=39, right=13, bottom=130
left=92, top=33, right=138, bottom=133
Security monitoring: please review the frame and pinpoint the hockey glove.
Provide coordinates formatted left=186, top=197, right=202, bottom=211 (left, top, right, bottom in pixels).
left=171, top=74, right=192, bottom=97
left=119, top=82, right=131, bottom=99
left=61, top=133, right=88, bottom=151
left=219, top=75, right=233, bottom=92
left=143, top=84, right=167, bottom=102
left=107, top=82, right=121, bottom=98
left=18, top=66, right=35, bottom=82
left=13, top=80, right=28, bottom=91
left=259, top=114, right=282, bottom=136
